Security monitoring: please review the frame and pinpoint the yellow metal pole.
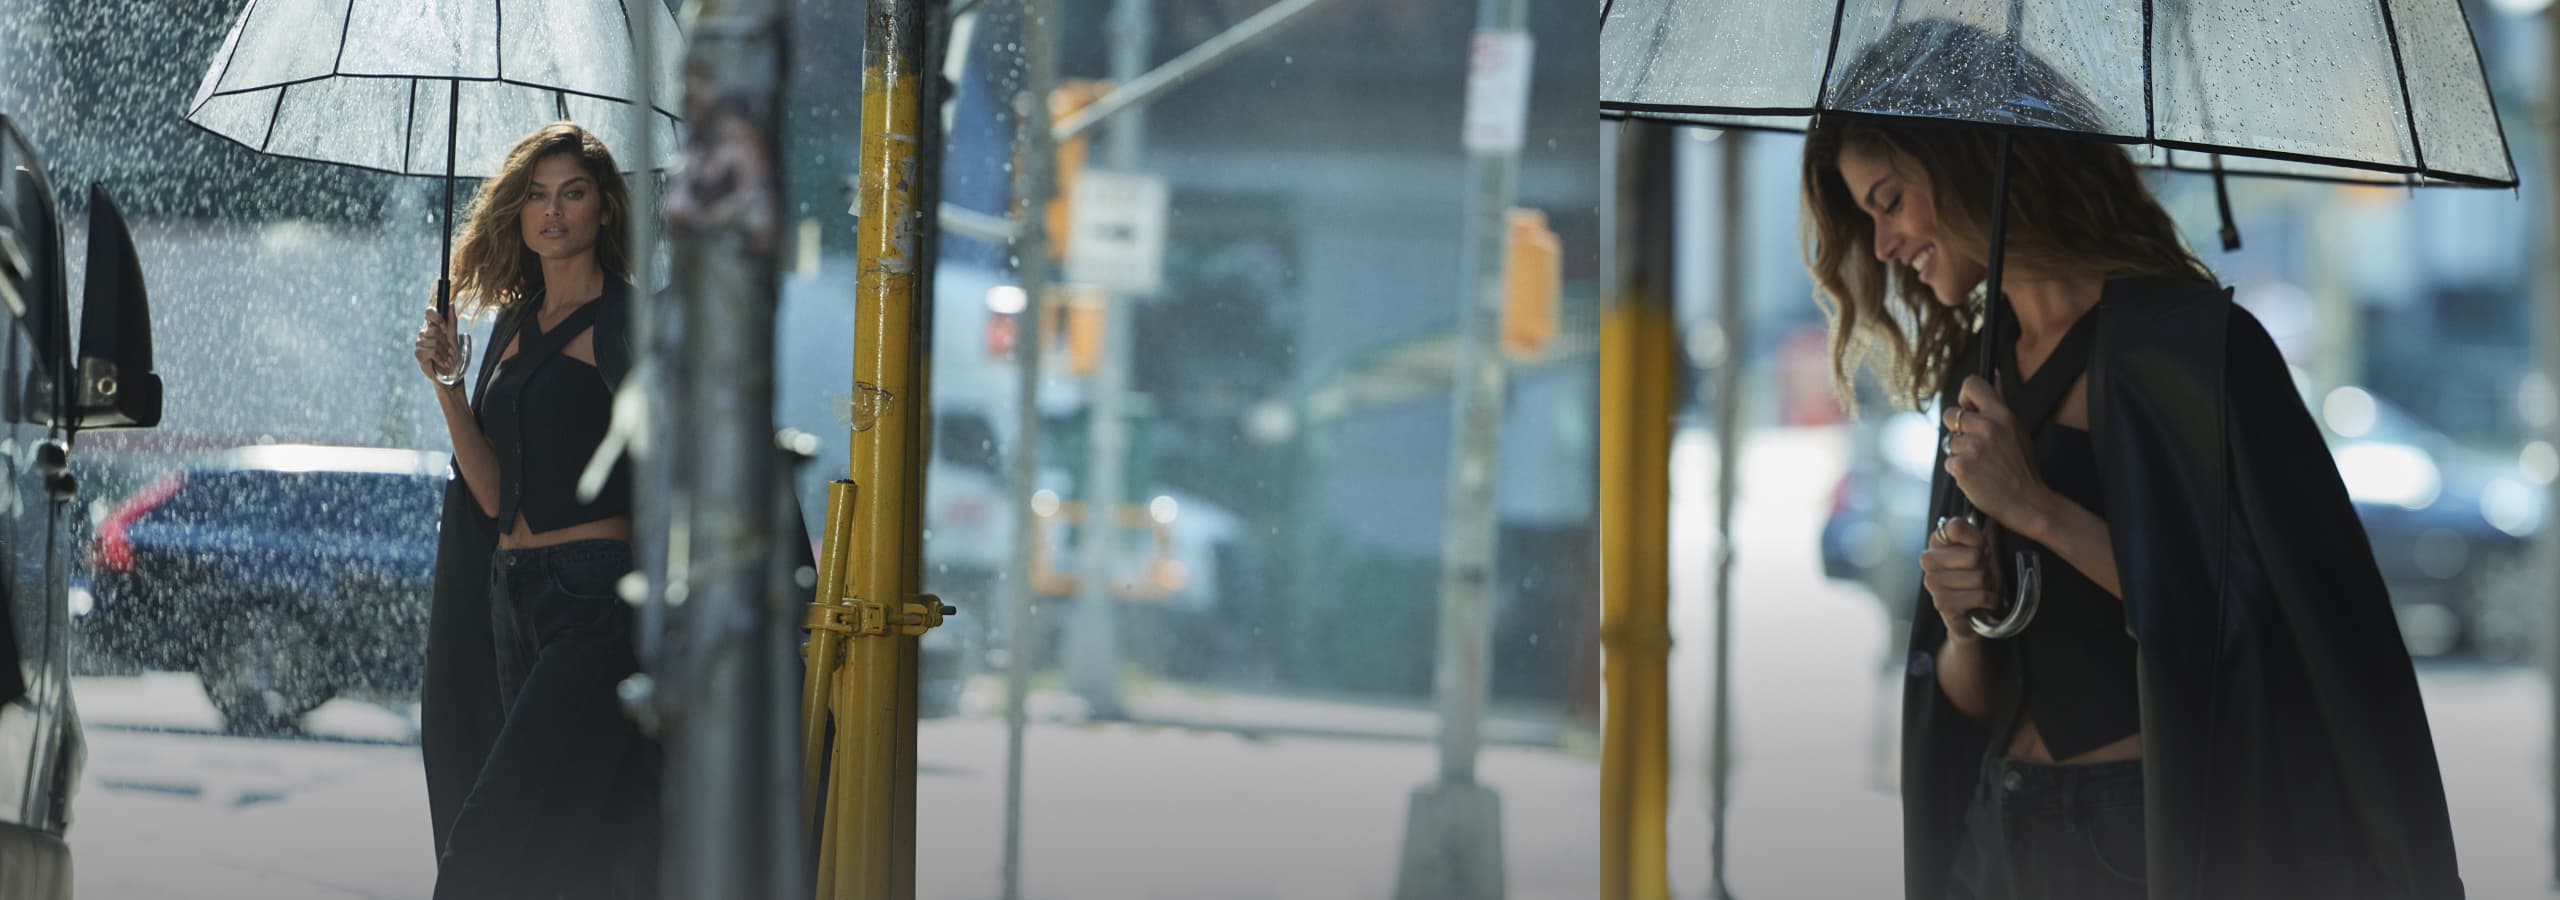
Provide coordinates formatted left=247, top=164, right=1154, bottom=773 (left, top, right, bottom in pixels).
left=1600, top=121, right=1674, bottom=900
left=808, top=0, right=935, bottom=898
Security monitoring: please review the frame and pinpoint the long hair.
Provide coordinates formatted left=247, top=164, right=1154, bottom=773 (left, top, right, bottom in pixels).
left=1800, top=19, right=2212, bottom=412
left=448, top=122, right=633, bottom=318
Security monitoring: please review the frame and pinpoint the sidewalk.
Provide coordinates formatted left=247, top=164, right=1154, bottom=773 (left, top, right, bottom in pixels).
left=967, top=676, right=1584, bottom=750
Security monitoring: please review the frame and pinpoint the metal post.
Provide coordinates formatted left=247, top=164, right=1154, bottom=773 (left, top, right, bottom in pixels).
left=1599, top=119, right=1674, bottom=900
left=2544, top=4, right=2560, bottom=886
left=1704, top=126, right=1747, bottom=900
left=1000, top=0, right=1062, bottom=896
left=658, top=0, right=792, bottom=896
left=801, top=1, right=941, bottom=898
left=1063, top=0, right=1152, bottom=720
left=1394, top=1, right=1527, bottom=896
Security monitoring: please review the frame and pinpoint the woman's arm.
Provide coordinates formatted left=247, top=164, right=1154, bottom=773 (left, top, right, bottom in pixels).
left=417, top=310, right=502, bottom=519
left=2018, top=492, right=2122, bottom=600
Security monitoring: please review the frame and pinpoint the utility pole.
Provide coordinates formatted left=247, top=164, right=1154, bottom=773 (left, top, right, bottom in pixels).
left=1002, top=0, right=1061, bottom=896
left=654, top=0, right=799, bottom=895
left=1702, top=126, right=1745, bottom=900
left=1394, top=2, right=1529, bottom=897
left=1063, top=0, right=1152, bottom=720
left=2542, top=4, right=2560, bottom=886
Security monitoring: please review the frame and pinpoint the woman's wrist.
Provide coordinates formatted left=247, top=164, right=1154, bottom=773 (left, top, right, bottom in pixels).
left=2014, top=486, right=2065, bottom=546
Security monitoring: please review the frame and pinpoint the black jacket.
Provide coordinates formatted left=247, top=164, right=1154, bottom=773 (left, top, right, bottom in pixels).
left=1901, top=277, right=2465, bottom=900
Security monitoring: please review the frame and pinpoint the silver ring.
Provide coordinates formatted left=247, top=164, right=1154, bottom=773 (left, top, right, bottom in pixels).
left=1952, top=407, right=1968, bottom=436
left=1942, top=432, right=1957, bottom=456
left=1933, top=516, right=1953, bottom=544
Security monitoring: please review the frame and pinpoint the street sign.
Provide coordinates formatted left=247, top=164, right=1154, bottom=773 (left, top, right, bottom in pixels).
left=1064, top=170, right=1169, bottom=296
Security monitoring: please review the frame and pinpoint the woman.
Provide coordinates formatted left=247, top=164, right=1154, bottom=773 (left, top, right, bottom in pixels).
left=413, top=121, right=656, bottom=900
left=1801, top=20, right=2463, bottom=900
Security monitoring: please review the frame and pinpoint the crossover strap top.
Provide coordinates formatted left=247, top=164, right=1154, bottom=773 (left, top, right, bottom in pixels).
left=474, top=290, right=631, bottom=532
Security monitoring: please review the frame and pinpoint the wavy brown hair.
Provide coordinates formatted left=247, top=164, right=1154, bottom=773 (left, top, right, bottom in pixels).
left=449, top=122, right=632, bottom=318
left=1800, top=21, right=2212, bottom=413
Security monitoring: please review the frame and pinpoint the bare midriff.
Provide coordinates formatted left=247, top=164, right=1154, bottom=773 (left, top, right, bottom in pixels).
left=2007, top=715, right=2142, bottom=764
left=498, top=513, right=632, bottom=549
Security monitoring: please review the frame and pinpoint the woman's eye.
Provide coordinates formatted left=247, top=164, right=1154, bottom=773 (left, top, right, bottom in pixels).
left=568, top=191, right=585, bottom=200
left=1884, top=196, right=1902, bottom=214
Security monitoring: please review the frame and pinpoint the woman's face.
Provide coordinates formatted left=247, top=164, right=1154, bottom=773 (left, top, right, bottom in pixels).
left=518, top=152, right=608, bottom=262
left=1835, top=141, right=1986, bottom=307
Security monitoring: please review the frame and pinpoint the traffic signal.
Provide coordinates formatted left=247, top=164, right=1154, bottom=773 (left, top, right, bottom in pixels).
left=1046, top=79, right=1111, bottom=263
left=1039, top=283, right=1108, bottom=376
left=1500, top=207, right=1561, bottom=361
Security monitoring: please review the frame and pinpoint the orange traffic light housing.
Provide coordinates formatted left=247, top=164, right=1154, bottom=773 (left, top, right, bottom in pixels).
left=1500, top=207, right=1562, bottom=361
left=1045, top=79, right=1111, bottom=263
left=1038, top=284, right=1108, bottom=376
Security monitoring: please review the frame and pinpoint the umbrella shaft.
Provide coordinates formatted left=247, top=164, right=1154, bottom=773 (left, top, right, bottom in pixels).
left=439, top=85, right=460, bottom=320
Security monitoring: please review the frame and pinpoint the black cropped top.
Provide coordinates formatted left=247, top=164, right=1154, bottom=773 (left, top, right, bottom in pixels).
left=473, top=286, right=633, bottom=533
left=1991, top=306, right=2141, bottom=760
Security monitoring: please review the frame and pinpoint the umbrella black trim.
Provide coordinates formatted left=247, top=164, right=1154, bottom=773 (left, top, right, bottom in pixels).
left=332, top=0, right=356, bottom=77
left=179, top=118, right=678, bottom=181
left=405, top=79, right=418, bottom=175
left=1815, top=0, right=1850, bottom=113
left=496, top=1, right=507, bottom=84
left=1598, top=0, right=1614, bottom=25
left=1597, top=103, right=2517, bottom=188
left=2373, top=0, right=2433, bottom=178
left=2141, top=0, right=2154, bottom=143
left=2452, top=0, right=2522, bottom=186
left=260, top=85, right=285, bottom=154
left=205, top=74, right=685, bottom=123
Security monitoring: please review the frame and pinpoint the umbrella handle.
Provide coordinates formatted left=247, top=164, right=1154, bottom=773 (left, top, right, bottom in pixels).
left=431, top=275, right=471, bottom=387
left=1967, top=548, right=2040, bottom=638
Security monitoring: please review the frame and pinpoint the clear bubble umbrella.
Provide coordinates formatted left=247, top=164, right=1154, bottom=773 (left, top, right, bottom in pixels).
left=1603, top=0, right=2516, bottom=188
left=183, top=0, right=687, bottom=377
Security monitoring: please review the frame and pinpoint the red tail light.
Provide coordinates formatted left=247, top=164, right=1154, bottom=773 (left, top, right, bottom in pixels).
left=89, top=472, right=183, bottom=574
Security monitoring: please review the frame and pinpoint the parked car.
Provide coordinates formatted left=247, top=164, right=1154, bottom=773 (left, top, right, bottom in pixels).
left=0, top=113, right=167, bottom=900
left=80, top=444, right=970, bottom=731
left=78, top=445, right=445, bottom=733
left=1820, top=372, right=2544, bottom=660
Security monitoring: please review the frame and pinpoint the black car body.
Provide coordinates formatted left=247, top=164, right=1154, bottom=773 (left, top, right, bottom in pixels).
left=0, top=113, right=166, bottom=900
left=79, top=445, right=445, bottom=732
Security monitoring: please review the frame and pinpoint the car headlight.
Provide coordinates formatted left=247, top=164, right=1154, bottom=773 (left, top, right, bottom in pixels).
left=2336, top=442, right=2440, bottom=510
left=68, top=584, right=93, bottom=617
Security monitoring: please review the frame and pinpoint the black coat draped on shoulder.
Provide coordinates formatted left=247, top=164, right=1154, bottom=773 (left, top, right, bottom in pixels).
left=1900, top=277, right=2464, bottom=900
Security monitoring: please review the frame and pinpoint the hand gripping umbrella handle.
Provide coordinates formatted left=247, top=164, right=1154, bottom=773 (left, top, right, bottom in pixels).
left=1967, top=548, right=2041, bottom=638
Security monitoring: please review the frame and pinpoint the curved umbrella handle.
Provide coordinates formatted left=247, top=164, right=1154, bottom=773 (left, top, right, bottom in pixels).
left=1967, top=548, right=2041, bottom=638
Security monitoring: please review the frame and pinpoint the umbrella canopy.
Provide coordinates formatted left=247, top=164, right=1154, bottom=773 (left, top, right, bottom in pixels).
left=184, top=0, right=685, bottom=179
left=1601, top=0, right=2517, bottom=188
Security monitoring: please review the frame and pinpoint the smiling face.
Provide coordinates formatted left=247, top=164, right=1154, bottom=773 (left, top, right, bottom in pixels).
left=1834, top=141, right=1987, bottom=308
left=517, top=152, right=608, bottom=262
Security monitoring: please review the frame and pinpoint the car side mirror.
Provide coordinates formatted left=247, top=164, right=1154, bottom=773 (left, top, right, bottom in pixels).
left=71, top=184, right=158, bottom=431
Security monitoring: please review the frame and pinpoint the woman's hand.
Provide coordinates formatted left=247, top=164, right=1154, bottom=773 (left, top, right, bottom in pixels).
left=415, top=305, right=461, bottom=387
left=1941, top=375, right=2053, bottom=534
left=1921, top=515, right=1996, bottom=640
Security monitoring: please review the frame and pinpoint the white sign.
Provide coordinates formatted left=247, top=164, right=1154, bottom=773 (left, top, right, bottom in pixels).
left=1463, top=30, right=1535, bottom=154
left=1065, top=170, right=1170, bottom=296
